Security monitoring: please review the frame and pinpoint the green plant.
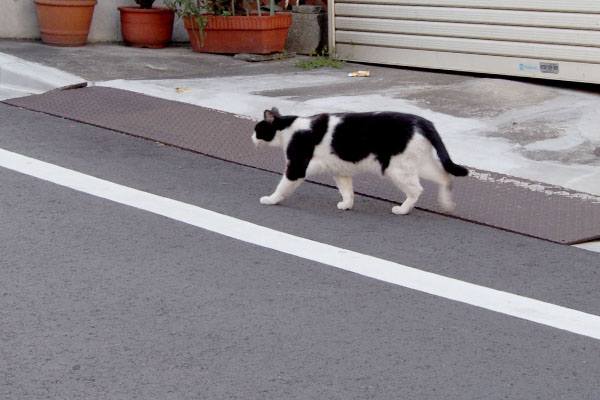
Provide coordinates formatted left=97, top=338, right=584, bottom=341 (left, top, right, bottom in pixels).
left=164, top=0, right=277, bottom=19
left=294, top=48, right=345, bottom=70
left=164, top=0, right=206, bottom=19
left=164, top=0, right=278, bottom=46
left=135, top=0, right=156, bottom=8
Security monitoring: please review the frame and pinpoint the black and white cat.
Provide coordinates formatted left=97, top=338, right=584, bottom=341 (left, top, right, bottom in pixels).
left=252, top=107, right=468, bottom=215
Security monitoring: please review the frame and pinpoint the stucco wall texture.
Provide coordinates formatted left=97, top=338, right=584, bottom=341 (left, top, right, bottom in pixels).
left=1, top=0, right=188, bottom=42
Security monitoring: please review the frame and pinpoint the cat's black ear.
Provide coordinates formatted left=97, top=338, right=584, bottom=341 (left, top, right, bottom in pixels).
left=264, top=109, right=277, bottom=123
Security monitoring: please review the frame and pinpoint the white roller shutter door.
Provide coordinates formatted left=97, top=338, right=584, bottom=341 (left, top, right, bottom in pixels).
left=328, top=0, right=600, bottom=83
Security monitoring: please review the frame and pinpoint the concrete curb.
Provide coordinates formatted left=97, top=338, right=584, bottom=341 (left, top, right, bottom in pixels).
left=0, top=52, right=87, bottom=100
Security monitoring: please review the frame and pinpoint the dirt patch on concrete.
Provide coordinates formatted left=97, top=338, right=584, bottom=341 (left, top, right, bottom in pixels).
left=402, top=79, right=559, bottom=119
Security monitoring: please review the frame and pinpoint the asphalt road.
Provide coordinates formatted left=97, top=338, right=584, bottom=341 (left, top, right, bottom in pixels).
left=1, top=103, right=599, bottom=399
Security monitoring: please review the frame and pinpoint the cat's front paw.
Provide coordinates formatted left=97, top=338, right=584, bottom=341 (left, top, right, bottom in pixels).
left=337, top=201, right=353, bottom=210
left=260, top=196, right=280, bottom=205
left=392, top=205, right=412, bottom=215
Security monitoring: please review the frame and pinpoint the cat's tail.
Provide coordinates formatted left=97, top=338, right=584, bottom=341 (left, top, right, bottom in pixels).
left=417, top=119, right=469, bottom=177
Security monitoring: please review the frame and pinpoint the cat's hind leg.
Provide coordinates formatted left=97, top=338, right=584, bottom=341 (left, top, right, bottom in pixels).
left=333, top=176, right=354, bottom=210
left=260, top=175, right=303, bottom=205
left=386, top=169, right=423, bottom=215
left=418, top=156, right=455, bottom=212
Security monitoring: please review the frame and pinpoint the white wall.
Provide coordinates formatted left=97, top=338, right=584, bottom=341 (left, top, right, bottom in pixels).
left=3, top=0, right=39, bottom=39
left=1, top=0, right=189, bottom=42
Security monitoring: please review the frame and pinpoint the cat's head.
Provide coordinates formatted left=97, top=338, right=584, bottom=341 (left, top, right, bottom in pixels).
left=252, top=107, right=285, bottom=148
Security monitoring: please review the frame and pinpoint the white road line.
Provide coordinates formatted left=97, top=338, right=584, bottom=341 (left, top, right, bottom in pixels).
left=2, top=148, right=600, bottom=340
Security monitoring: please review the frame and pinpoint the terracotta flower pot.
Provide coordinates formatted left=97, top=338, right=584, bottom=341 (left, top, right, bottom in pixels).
left=34, top=0, right=97, bottom=46
left=184, top=13, right=292, bottom=54
left=118, top=6, right=175, bottom=49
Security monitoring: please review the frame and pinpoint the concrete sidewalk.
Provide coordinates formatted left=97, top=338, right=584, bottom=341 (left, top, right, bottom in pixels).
left=0, top=39, right=598, bottom=250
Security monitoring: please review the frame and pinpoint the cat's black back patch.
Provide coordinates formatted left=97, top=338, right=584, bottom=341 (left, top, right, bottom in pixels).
left=330, top=112, right=418, bottom=172
left=285, top=114, right=329, bottom=180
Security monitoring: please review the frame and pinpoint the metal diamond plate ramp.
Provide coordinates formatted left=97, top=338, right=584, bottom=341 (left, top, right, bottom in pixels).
left=5, top=86, right=600, bottom=244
